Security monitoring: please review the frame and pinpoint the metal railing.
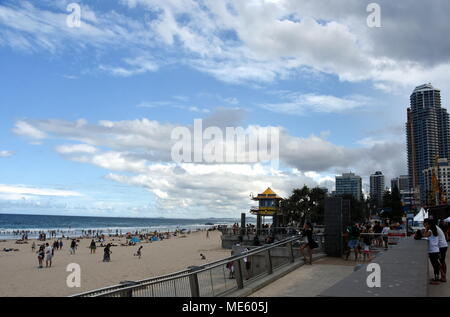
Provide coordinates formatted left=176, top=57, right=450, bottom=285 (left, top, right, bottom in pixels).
left=72, top=233, right=324, bottom=297
left=220, top=226, right=319, bottom=237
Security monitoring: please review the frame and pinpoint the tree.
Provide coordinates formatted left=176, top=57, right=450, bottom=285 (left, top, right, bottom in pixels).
left=280, top=186, right=327, bottom=226
left=337, top=194, right=369, bottom=223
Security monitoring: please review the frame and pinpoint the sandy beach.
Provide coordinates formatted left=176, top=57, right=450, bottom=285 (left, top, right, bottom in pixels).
left=0, top=230, right=229, bottom=297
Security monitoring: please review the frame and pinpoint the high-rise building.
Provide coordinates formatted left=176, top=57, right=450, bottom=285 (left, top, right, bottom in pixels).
left=406, top=83, right=450, bottom=205
left=423, top=158, right=450, bottom=205
left=335, top=172, right=362, bottom=201
left=391, top=175, right=410, bottom=191
left=391, top=175, right=413, bottom=206
left=370, top=171, right=385, bottom=207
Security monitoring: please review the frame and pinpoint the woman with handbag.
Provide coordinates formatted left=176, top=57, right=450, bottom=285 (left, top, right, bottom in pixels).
left=300, top=222, right=317, bottom=265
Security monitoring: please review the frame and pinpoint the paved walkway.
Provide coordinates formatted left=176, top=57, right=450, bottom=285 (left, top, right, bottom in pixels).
left=249, top=257, right=356, bottom=297
left=428, top=249, right=450, bottom=297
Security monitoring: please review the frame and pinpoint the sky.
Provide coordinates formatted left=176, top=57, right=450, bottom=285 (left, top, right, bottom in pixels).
left=1, top=0, right=450, bottom=218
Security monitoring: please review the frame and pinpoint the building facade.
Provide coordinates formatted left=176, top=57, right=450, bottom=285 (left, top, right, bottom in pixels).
left=406, top=83, right=450, bottom=205
left=423, top=158, right=450, bottom=205
left=370, top=171, right=385, bottom=208
left=335, top=172, right=362, bottom=201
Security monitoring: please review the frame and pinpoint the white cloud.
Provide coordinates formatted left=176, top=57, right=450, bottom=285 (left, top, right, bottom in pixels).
left=260, top=93, right=370, bottom=115
left=56, top=144, right=99, bottom=154
left=13, top=121, right=47, bottom=139
left=0, top=184, right=83, bottom=197
left=2, top=0, right=450, bottom=91
left=0, top=150, right=13, bottom=157
left=10, top=116, right=406, bottom=216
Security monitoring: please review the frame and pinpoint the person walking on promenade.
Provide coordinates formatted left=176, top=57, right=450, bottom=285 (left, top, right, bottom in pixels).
left=345, top=223, right=360, bottom=261
left=424, top=219, right=441, bottom=284
left=90, top=239, right=96, bottom=254
left=381, top=223, right=390, bottom=250
left=103, top=243, right=112, bottom=262
left=300, top=222, right=317, bottom=265
left=437, top=220, right=448, bottom=282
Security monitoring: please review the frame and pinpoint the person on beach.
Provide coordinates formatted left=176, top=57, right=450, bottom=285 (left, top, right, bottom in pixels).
left=200, top=253, right=206, bottom=260
left=134, top=246, right=143, bottom=259
left=31, top=241, right=36, bottom=252
left=90, top=239, right=96, bottom=254
left=70, top=239, right=77, bottom=255
left=103, top=244, right=112, bottom=262
left=206, top=230, right=209, bottom=239
left=59, top=239, right=63, bottom=250
left=45, top=243, right=53, bottom=268
left=37, top=245, right=45, bottom=268
left=300, top=222, right=317, bottom=265
left=53, top=240, right=59, bottom=252
left=423, top=219, right=441, bottom=284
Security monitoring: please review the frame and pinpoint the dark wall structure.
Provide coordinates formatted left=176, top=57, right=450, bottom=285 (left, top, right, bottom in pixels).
left=324, top=197, right=351, bottom=257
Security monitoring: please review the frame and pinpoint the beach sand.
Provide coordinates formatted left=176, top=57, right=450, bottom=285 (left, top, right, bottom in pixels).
left=0, top=230, right=229, bottom=297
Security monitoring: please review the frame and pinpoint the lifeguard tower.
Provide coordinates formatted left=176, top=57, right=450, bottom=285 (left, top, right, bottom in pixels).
left=250, top=187, right=283, bottom=234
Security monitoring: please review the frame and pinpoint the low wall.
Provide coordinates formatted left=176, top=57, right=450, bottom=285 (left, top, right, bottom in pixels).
left=320, top=238, right=429, bottom=297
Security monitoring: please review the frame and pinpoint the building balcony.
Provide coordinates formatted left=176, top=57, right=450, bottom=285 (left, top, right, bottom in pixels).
left=250, top=206, right=278, bottom=216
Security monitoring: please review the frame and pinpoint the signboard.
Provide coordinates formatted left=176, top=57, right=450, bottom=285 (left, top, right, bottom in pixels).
left=388, top=229, right=406, bottom=245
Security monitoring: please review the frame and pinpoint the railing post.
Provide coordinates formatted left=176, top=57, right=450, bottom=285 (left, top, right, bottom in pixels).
left=266, top=250, right=273, bottom=274
left=234, top=259, right=244, bottom=289
left=288, top=242, right=295, bottom=263
left=188, top=266, right=201, bottom=297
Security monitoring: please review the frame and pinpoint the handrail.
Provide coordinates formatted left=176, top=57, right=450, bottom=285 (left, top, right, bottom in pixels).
left=72, top=233, right=322, bottom=297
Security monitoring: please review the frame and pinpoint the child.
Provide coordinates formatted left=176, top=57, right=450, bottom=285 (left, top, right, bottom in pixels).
left=134, top=246, right=143, bottom=259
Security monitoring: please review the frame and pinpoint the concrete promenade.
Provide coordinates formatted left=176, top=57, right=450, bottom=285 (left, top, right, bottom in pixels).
left=248, top=238, right=450, bottom=297
left=428, top=249, right=450, bottom=297
left=249, top=257, right=355, bottom=297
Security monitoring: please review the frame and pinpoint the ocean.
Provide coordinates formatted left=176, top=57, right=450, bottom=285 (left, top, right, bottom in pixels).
left=0, top=213, right=244, bottom=240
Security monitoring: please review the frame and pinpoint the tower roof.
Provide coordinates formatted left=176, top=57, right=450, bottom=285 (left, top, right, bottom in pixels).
left=253, top=187, right=283, bottom=200
left=413, top=83, right=439, bottom=93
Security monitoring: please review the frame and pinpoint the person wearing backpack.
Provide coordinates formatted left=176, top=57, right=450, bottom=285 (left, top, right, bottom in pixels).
left=345, top=223, right=360, bottom=261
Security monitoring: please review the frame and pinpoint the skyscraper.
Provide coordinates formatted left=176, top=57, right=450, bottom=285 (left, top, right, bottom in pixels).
left=335, top=172, right=362, bottom=201
left=406, top=83, right=450, bottom=205
left=370, top=171, right=385, bottom=208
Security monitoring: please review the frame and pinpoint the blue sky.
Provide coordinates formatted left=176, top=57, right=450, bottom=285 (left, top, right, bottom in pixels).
left=1, top=0, right=449, bottom=218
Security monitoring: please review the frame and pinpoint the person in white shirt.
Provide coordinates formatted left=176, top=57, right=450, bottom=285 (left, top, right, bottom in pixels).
left=437, top=224, right=448, bottom=282
left=44, top=243, right=53, bottom=268
left=424, top=219, right=441, bottom=283
left=381, top=224, right=390, bottom=249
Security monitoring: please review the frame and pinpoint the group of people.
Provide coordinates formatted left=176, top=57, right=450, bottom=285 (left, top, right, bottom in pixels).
left=343, top=222, right=394, bottom=261
left=422, top=218, right=448, bottom=284
left=33, top=236, right=147, bottom=268
left=36, top=243, right=55, bottom=268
